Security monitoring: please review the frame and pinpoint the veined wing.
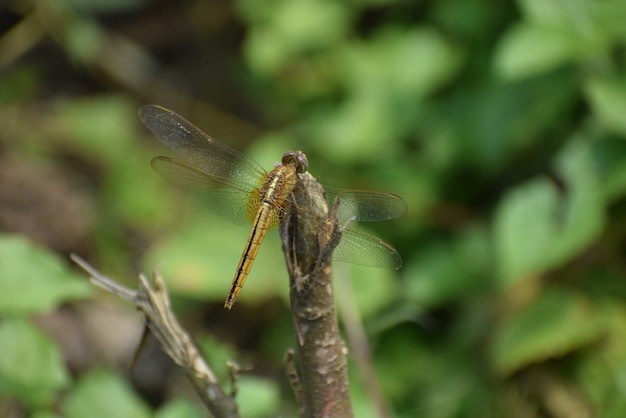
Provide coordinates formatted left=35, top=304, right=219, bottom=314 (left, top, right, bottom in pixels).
left=151, top=156, right=256, bottom=226
left=287, top=190, right=403, bottom=269
left=140, top=105, right=406, bottom=224
left=333, top=227, right=402, bottom=270
left=139, top=104, right=265, bottom=191
left=324, top=188, right=407, bottom=223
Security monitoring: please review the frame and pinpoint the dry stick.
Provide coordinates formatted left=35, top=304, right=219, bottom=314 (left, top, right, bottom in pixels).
left=70, top=254, right=240, bottom=418
left=280, top=171, right=354, bottom=418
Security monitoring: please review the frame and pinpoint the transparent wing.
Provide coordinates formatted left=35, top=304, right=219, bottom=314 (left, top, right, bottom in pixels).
left=324, top=188, right=407, bottom=223
left=333, top=227, right=402, bottom=269
left=139, top=104, right=266, bottom=191
left=287, top=205, right=403, bottom=269
left=151, top=156, right=253, bottom=225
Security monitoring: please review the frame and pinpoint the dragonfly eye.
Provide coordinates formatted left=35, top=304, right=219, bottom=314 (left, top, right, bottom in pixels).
left=282, top=151, right=308, bottom=173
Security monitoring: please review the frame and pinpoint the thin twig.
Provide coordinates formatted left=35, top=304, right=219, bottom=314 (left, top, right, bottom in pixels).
left=280, top=172, right=354, bottom=418
left=70, top=254, right=240, bottom=418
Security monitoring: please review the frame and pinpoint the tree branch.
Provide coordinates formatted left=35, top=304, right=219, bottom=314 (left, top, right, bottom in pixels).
left=70, top=254, right=240, bottom=418
left=280, top=172, right=354, bottom=418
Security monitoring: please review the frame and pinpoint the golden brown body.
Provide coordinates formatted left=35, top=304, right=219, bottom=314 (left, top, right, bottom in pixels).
left=224, top=152, right=306, bottom=309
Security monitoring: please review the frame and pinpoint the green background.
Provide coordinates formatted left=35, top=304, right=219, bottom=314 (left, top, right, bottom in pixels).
left=2, top=0, right=626, bottom=416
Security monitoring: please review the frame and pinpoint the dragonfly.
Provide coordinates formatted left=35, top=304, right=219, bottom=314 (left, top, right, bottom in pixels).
left=139, top=104, right=407, bottom=309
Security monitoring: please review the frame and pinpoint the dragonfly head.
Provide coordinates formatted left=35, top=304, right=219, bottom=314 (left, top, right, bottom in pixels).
left=282, top=151, right=308, bottom=173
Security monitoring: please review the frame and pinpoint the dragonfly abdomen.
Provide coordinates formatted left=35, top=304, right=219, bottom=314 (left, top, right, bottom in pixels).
left=224, top=165, right=298, bottom=309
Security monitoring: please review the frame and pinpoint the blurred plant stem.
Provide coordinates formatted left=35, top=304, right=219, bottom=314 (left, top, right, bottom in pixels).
left=336, top=271, right=391, bottom=418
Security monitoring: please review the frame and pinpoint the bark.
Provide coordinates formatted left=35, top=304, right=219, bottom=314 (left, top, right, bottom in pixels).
left=280, top=171, right=354, bottom=418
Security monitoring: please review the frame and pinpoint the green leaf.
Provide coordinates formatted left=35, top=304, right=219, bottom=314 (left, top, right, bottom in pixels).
left=340, top=27, right=462, bottom=99
left=494, top=178, right=560, bottom=282
left=552, top=138, right=605, bottom=259
left=518, top=0, right=587, bottom=28
left=307, top=27, right=461, bottom=163
left=585, top=77, right=626, bottom=136
left=494, top=140, right=604, bottom=284
left=244, top=28, right=292, bottom=76
left=0, top=235, right=92, bottom=314
left=519, top=0, right=626, bottom=44
left=236, top=376, right=280, bottom=418
left=496, top=0, right=616, bottom=80
left=494, top=23, right=576, bottom=80
left=328, top=29, right=460, bottom=157
left=591, top=0, right=626, bottom=40
left=0, top=318, right=69, bottom=406
left=243, top=0, right=350, bottom=75
left=311, top=94, right=399, bottom=162
left=63, top=368, right=151, bottom=418
left=574, top=301, right=626, bottom=417
left=491, top=288, right=606, bottom=376
left=272, top=0, right=349, bottom=50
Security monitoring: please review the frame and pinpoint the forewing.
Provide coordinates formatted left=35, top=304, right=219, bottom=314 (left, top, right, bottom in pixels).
left=324, top=188, right=407, bottom=223
left=139, top=104, right=265, bottom=191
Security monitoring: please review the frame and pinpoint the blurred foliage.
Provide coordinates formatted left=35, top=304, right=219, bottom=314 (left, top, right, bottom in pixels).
left=0, top=318, right=69, bottom=406
left=63, top=368, right=151, bottom=418
left=2, top=0, right=626, bottom=417
left=0, top=235, right=91, bottom=313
